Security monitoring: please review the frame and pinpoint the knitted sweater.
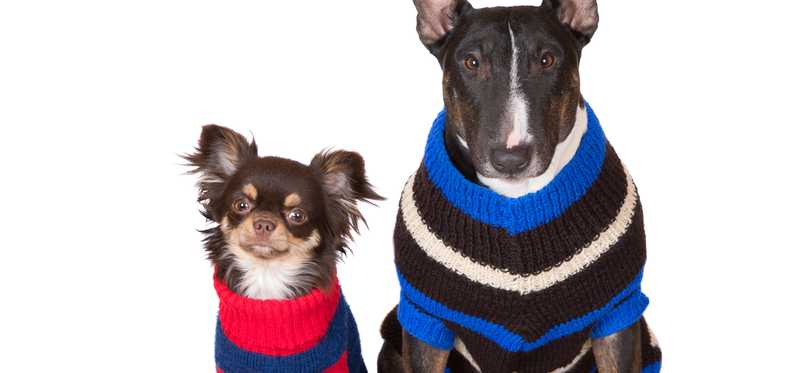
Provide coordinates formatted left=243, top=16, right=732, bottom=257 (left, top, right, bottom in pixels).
left=382, top=104, right=662, bottom=372
left=214, top=275, right=367, bottom=373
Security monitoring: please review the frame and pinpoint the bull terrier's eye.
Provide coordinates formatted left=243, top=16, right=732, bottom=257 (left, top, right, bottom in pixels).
left=540, top=52, right=556, bottom=69
left=232, top=198, right=252, bottom=214
left=286, top=208, right=308, bottom=225
left=464, top=55, right=480, bottom=71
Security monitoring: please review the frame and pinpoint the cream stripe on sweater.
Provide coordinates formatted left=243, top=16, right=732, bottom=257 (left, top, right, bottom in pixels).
left=399, top=166, right=638, bottom=295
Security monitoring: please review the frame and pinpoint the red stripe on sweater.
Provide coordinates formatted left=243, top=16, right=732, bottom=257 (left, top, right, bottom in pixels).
left=215, top=275, right=341, bottom=357
left=323, top=351, right=349, bottom=373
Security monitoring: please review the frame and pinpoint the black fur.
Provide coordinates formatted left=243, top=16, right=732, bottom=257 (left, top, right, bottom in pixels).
left=380, top=1, right=643, bottom=372
left=416, top=0, right=594, bottom=181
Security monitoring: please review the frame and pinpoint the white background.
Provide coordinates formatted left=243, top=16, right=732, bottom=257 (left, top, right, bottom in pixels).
left=1, top=1, right=799, bottom=371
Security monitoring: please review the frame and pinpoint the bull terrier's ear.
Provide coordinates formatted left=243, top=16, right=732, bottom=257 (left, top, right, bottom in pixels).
left=542, top=0, right=599, bottom=46
left=183, top=125, right=258, bottom=210
left=413, top=0, right=473, bottom=56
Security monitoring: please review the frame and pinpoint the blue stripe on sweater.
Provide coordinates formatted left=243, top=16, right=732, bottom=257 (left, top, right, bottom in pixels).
left=421, top=102, right=607, bottom=235
left=398, top=293, right=455, bottom=349
left=590, top=361, right=661, bottom=373
left=591, top=290, right=650, bottom=339
left=345, top=302, right=368, bottom=373
left=215, top=297, right=355, bottom=373
left=397, top=270, right=645, bottom=352
left=643, top=361, right=662, bottom=373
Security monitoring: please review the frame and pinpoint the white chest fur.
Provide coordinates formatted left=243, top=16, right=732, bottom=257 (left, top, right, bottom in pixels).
left=223, top=229, right=322, bottom=300
left=232, top=254, right=313, bottom=300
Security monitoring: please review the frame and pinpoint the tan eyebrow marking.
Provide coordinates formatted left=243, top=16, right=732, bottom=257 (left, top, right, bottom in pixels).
left=284, top=193, right=302, bottom=208
left=242, top=183, right=258, bottom=200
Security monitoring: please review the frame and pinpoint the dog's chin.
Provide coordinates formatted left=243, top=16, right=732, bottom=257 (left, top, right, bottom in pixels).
left=478, top=174, right=535, bottom=198
left=242, top=244, right=290, bottom=260
left=476, top=163, right=552, bottom=198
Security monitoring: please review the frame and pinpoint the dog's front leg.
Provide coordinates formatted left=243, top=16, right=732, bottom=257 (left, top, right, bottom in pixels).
left=402, top=330, right=450, bottom=373
left=592, top=321, right=642, bottom=373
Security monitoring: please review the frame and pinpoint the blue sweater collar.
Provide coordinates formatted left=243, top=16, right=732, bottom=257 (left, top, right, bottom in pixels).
left=421, top=102, right=607, bottom=235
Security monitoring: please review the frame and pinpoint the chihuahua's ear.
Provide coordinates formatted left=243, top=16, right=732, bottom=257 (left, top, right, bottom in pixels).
left=413, top=0, right=472, bottom=57
left=542, top=0, right=599, bottom=46
left=183, top=125, right=258, bottom=211
left=310, top=150, right=384, bottom=240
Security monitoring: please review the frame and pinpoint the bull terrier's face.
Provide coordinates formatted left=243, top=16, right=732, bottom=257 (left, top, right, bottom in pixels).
left=414, top=0, right=598, bottom=181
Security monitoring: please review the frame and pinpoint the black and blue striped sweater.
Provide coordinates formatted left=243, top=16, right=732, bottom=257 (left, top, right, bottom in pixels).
left=381, top=104, right=662, bottom=372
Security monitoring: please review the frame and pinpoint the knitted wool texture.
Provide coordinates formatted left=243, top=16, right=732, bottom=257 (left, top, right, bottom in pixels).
left=214, top=275, right=367, bottom=373
left=382, top=104, right=662, bottom=373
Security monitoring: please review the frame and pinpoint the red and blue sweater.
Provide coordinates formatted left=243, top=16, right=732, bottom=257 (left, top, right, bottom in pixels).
left=214, top=275, right=366, bottom=373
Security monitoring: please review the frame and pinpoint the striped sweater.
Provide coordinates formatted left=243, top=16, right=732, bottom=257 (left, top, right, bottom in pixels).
left=381, top=104, right=662, bottom=372
left=214, top=275, right=367, bottom=373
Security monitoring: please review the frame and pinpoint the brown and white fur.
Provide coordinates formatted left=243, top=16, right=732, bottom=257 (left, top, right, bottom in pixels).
left=184, top=124, right=383, bottom=300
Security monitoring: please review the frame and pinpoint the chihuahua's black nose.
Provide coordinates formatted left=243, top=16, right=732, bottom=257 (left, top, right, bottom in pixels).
left=253, top=219, right=277, bottom=236
left=491, top=146, right=531, bottom=173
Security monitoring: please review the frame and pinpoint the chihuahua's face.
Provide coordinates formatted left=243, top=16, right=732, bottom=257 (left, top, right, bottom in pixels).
left=185, top=125, right=382, bottom=299
left=218, top=157, right=325, bottom=261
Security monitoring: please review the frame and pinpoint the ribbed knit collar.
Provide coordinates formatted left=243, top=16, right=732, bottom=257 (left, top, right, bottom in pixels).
left=422, top=102, right=607, bottom=235
left=214, top=274, right=341, bottom=357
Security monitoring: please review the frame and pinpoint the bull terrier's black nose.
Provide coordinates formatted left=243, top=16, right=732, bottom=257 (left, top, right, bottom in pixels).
left=491, top=146, right=531, bottom=173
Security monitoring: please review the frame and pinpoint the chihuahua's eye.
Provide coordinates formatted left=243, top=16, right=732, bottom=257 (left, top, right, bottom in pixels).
left=232, top=198, right=252, bottom=214
left=286, top=208, right=308, bottom=225
left=464, top=55, right=480, bottom=71
left=540, top=52, right=556, bottom=69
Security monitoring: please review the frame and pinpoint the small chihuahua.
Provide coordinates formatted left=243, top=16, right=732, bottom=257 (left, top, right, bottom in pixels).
left=185, top=124, right=379, bottom=372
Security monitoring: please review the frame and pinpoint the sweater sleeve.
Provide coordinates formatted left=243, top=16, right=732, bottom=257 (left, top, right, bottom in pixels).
left=398, top=293, right=455, bottom=350
left=591, top=288, right=650, bottom=339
